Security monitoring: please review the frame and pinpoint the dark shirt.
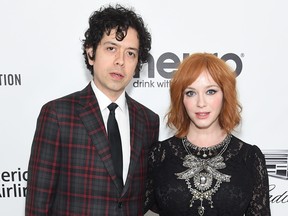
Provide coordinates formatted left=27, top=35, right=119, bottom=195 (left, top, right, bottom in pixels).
left=145, top=135, right=271, bottom=216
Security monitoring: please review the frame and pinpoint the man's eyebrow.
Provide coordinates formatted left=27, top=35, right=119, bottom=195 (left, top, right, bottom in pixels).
left=102, top=41, right=139, bottom=52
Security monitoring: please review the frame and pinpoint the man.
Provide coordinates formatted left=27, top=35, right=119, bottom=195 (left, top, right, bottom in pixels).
left=25, top=4, right=159, bottom=216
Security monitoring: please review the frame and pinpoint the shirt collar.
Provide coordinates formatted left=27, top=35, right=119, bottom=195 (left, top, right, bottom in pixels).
left=90, top=81, right=126, bottom=112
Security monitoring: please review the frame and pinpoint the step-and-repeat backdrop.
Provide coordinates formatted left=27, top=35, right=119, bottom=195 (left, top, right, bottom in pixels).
left=1, top=0, right=287, bottom=215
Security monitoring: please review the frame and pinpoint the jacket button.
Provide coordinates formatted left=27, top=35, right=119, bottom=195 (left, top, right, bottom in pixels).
left=118, top=202, right=123, bottom=208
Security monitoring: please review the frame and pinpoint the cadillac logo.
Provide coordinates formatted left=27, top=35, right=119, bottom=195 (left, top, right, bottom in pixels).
left=263, top=150, right=288, bottom=180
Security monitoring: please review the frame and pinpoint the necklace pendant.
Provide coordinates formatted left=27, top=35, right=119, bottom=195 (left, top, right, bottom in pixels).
left=200, top=175, right=207, bottom=184
left=179, top=134, right=232, bottom=216
left=198, top=206, right=205, bottom=216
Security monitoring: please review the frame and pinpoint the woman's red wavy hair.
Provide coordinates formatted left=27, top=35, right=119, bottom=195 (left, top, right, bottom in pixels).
left=167, top=53, right=242, bottom=137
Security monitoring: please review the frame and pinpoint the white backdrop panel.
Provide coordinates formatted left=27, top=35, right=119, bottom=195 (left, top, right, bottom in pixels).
left=0, top=0, right=287, bottom=215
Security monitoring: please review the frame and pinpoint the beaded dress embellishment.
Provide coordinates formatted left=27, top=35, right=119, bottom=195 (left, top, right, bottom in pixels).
left=175, top=134, right=232, bottom=216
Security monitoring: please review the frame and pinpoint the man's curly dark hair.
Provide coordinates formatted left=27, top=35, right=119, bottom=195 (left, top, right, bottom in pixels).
left=82, top=4, right=152, bottom=75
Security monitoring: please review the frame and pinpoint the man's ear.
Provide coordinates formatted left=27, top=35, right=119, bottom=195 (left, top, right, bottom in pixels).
left=86, top=47, right=94, bottom=65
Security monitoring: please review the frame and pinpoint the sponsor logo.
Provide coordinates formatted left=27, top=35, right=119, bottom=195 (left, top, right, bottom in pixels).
left=263, top=150, right=288, bottom=180
left=0, top=74, right=22, bottom=86
left=0, top=168, right=27, bottom=198
left=133, top=52, right=244, bottom=84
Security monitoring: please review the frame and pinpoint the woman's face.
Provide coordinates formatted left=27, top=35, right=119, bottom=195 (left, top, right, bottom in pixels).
left=183, top=70, right=223, bottom=131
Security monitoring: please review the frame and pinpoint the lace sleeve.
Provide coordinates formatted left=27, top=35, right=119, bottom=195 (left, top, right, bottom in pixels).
left=144, top=141, right=165, bottom=214
left=245, top=145, right=271, bottom=216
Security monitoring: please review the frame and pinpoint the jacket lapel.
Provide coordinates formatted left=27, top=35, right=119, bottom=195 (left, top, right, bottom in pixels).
left=122, top=94, right=145, bottom=194
left=77, top=84, right=123, bottom=191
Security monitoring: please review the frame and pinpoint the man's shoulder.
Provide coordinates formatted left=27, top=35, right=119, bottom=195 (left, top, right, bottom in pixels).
left=42, top=84, right=92, bottom=109
left=126, top=95, right=158, bottom=117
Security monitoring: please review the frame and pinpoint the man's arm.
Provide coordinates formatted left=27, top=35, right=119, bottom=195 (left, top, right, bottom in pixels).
left=25, top=103, right=61, bottom=216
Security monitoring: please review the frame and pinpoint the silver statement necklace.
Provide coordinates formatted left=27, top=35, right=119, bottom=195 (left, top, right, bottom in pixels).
left=175, top=134, right=232, bottom=216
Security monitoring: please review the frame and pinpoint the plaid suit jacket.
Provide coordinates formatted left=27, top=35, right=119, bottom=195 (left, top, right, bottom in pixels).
left=25, top=84, right=159, bottom=216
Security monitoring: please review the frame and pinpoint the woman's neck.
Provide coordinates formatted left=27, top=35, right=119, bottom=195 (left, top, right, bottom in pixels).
left=186, top=128, right=227, bottom=148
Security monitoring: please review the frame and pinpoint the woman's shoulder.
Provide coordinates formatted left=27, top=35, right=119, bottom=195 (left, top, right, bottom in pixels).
left=161, top=135, right=180, bottom=143
left=149, top=136, right=181, bottom=162
left=230, top=135, right=266, bottom=161
left=151, top=136, right=179, bottom=150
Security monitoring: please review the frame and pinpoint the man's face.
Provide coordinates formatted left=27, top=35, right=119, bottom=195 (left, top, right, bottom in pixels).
left=86, top=27, right=139, bottom=101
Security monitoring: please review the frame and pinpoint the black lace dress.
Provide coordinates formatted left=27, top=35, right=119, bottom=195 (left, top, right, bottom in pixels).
left=145, top=135, right=271, bottom=216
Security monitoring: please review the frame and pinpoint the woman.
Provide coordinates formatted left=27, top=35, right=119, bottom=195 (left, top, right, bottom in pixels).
left=145, top=53, right=270, bottom=216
